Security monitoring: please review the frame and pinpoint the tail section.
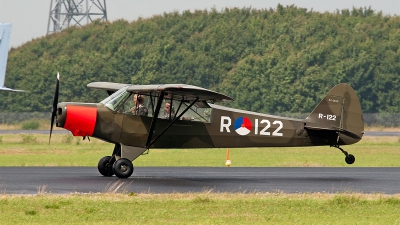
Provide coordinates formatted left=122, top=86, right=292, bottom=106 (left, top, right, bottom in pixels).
left=0, top=23, right=23, bottom=92
left=304, top=83, right=364, bottom=145
left=0, top=23, right=12, bottom=88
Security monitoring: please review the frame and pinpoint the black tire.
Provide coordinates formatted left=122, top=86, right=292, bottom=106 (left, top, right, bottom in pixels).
left=345, top=154, right=355, bottom=164
left=113, top=158, right=134, bottom=178
left=98, top=156, right=115, bottom=177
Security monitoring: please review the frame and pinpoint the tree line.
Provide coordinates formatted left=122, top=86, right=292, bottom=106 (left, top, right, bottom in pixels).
left=0, top=4, right=399, bottom=115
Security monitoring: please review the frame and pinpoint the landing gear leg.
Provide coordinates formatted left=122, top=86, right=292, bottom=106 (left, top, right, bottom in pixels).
left=110, top=143, right=134, bottom=178
left=97, top=144, right=121, bottom=177
left=331, top=145, right=355, bottom=164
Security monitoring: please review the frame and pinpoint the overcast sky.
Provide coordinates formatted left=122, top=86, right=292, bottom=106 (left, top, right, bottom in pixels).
left=1, top=0, right=399, bottom=48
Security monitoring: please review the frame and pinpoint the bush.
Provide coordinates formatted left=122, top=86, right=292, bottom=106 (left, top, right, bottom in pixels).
left=62, top=134, right=73, bottom=144
left=21, top=120, right=40, bottom=130
left=20, top=134, right=37, bottom=143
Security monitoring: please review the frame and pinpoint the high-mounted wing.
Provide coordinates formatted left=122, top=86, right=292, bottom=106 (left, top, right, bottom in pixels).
left=126, top=84, right=233, bottom=102
left=87, top=82, right=130, bottom=95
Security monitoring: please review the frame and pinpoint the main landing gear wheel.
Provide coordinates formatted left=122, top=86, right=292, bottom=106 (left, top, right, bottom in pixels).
left=98, top=156, right=115, bottom=177
left=113, top=158, right=134, bottom=178
left=345, top=154, right=356, bottom=164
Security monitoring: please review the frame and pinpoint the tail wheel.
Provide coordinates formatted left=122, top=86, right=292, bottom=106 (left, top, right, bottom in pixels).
left=113, top=158, right=134, bottom=178
left=332, top=145, right=355, bottom=165
left=98, top=156, right=115, bottom=176
left=345, top=154, right=355, bottom=164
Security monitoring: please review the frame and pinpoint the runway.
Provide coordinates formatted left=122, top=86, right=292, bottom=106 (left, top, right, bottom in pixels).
left=1, top=167, right=400, bottom=194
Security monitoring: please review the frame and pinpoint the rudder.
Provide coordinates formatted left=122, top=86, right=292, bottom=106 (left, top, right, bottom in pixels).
left=305, top=83, right=364, bottom=144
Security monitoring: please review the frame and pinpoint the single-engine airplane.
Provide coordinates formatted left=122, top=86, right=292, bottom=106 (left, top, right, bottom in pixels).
left=50, top=75, right=364, bottom=178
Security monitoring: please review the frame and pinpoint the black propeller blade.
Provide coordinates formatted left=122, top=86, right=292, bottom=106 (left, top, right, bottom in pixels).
left=49, top=73, right=60, bottom=143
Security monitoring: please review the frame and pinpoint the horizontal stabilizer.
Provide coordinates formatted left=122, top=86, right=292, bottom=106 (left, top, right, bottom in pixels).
left=0, top=86, right=25, bottom=92
left=304, top=125, right=362, bottom=140
left=331, top=126, right=363, bottom=140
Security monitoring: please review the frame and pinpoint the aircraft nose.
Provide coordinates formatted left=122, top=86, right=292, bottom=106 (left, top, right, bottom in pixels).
left=56, top=103, right=67, bottom=128
left=56, top=103, right=98, bottom=136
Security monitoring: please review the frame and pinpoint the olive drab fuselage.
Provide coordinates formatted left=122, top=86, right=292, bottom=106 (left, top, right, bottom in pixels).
left=55, top=83, right=364, bottom=150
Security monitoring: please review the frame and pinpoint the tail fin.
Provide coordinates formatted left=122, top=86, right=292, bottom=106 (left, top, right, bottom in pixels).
left=0, top=23, right=23, bottom=92
left=0, top=23, right=12, bottom=88
left=305, top=83, right=364, bottom=144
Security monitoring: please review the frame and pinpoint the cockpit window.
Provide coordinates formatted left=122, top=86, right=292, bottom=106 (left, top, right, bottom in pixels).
left=100, top=86, right=131, bottom=111
left=158, top=99, right=212, bottom=122
left=101, top=88, right=212, bottom=122
left=179, top=101, right=212, bottom=122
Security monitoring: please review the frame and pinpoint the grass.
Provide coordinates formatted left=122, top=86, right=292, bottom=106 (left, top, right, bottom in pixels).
left=0, top=134, right=400, bottom=167
left=1, top=132, right=400, bottom=223
left=1, top=193, right=400, bottom=224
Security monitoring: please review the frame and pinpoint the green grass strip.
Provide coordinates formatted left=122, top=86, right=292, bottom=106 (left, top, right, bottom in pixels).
left=1, top=193, right=400, bottom=224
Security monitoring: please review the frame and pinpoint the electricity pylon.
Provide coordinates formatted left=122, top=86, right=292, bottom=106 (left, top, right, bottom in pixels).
left=47, top=0, right=107, bottom=34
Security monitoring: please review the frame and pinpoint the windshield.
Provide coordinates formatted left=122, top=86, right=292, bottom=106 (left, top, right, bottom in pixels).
left=100, top=86, right=131, bottom=111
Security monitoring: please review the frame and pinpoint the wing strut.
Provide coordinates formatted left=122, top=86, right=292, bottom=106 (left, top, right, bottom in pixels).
left=145, top=91, right=165, bottom=148
left=173, top=100, right=184, bottom=120
left=146, top=97, right=199, bottom=149
left=149, top=95, right=155, bottom=112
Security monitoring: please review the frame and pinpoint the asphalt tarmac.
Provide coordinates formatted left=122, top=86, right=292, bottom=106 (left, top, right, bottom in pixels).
left=1, top=167, right=400, bottom=194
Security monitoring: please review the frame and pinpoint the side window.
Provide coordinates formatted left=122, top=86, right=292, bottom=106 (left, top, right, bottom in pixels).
left=161, top=100, right=176, bottom=120
left=180, top=105, right=212, bottom=122
left=121, top=95, right=135, bottom=114
left=162, top=100, right=211, bottom=123
left=117, top=94, right=212, bottom=122
left=121, top=94, right=152, bottom=117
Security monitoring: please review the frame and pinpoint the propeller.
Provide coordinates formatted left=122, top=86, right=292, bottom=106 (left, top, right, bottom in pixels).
left=49, top=72, right=60, bottom=143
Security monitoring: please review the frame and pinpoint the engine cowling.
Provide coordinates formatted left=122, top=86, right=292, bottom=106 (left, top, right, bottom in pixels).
left=56, top=103, right=98, bottom=137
